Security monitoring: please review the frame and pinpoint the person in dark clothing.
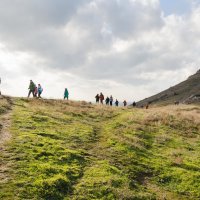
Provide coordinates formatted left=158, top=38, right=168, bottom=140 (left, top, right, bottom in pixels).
left=105, top=97, right=110, bottom=105
left=99, top=93, right=104, bottom=104
left=28, top=80, right=36, bottom=98
left=95, top=94, right=100, bottom=103
left=110, top=95, right=113, bottom=106
left=123, top=100, right=127, bottom=107
left=132, top=101, right=136, bottom=107
left=115, top=99, right=119, bottom=107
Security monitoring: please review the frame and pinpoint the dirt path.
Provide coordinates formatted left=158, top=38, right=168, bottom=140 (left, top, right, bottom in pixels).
left=0, top=96, right=13, bottom=184
left=0, top=111, right=12, bottom=150
left=68, top=111, right=126, bottom=198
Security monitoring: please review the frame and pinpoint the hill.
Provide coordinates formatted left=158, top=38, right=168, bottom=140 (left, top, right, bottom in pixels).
left=0, top=96, right=200, bottom=200
left=137, top=70, right=200, bottom=106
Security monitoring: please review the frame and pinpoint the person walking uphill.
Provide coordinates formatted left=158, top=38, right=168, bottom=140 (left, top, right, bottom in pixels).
left=110, top=95, right=113, bottom=106
left=115, top=99, right=119, bottom=107
left=123, top=100, right=127, bottom=107
left=95, top=94, right=100, bottom=103
left=105, top=97, right=110, bottom=105
left=99, top=93, right=104, bottom=104
left=64, top=88, right=69, bottom=100
left=38, top=84, right=43, bottom=98
left=28, top=80, right=36, bottom=98
left=34, top=86, right=38, bottom=97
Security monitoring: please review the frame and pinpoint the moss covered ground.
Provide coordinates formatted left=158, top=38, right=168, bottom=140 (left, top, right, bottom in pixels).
left=0, top=97, right=200, bottom=199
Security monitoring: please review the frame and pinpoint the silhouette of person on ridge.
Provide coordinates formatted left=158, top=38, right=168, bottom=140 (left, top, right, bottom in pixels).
left=123, top=100, right=127, bottom=107
left=34, top=86, right=38, bottom=97
left=38, top=84, right=43, bottom=98
left=132, top=101, right=136, bottom=107
left=99, top=93, right=104, bottom=104
left=28, top=80, right=36, bottom=98
left=95, top=94, right=100, bottom=103
left=115, top=99, right=119, bottom=107
left=105, top=97, right=110, bottom=105
left=64, top=88, right=69, bottom=100
left=110, top=95, right=113, bottom=106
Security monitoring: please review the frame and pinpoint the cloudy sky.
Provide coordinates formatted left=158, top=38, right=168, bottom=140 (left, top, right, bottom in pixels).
left=0, top=0, right=199, bottom=101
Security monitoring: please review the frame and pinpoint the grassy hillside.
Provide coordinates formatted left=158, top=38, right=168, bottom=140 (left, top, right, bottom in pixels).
left=0, top=97, right=200, bottom=200
left=137, top=70, right=200, bottom=106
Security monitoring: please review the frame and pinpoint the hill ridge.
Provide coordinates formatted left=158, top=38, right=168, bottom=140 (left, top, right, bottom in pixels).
left=137, top=69, right=200, bottom=106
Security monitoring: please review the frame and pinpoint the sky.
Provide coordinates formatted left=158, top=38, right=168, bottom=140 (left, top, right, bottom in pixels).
left=0, top=0, right=200, bottom=102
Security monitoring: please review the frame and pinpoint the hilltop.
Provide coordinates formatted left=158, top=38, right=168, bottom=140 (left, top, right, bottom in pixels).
left=0, top=96, right=200, bottom=200
left=137, top=70, right=200, bottom=106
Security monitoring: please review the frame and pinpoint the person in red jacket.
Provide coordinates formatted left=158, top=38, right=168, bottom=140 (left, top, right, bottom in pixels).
left=34, top=87, right=38, bottom=97
left=99, top=93, right=104, bottom=104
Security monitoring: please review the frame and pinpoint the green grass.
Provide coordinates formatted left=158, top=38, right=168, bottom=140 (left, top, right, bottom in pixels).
left=0, top=98, right=200, bottom=199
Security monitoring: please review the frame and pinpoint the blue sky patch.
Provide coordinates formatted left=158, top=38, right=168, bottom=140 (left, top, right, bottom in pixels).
left=160, top=0, right=192, bottom=16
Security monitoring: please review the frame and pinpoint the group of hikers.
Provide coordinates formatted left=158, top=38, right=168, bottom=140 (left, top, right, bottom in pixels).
left=27, top=80, right=140, bottom=107
left=28, top=80, right=43, bottom=98
left=27, top=81, right=137, bottom=107
left=28, top=80, right=70, bottom=100
left=0, top=79, right=181, bottom=109
left=95, top=93, right=131, bottom=107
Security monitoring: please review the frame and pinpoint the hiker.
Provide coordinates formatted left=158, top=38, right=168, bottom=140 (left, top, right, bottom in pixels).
left=38, top=84, right=43, bottom=98
left=28, top=80, right=36, bottom=98
left=64, top=88, right=69, bottom=100
left=105, top=97, right=110, bottom=105
left=132, top=101, right=136, bottom=107
left=115, top=99, right=119, bottom=107
left=99, top=93, right=104, bottom=104
left=95, top=94, right=100, bottom=103
left=146, top=103, right=149, bottom=109
left=34, top=86, right=38, bottom=97
left=110, top=95, right=113, bottom=106
left=123, top=100, right=127, bottom=107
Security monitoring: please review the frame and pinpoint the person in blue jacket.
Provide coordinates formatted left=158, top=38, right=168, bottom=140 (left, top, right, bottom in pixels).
left=38, top=84, right=43, bottom=98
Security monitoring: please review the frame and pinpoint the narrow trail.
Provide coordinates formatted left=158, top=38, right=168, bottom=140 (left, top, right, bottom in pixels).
left=87, top=110, right=132, bottom=160
left=0, top=111, right=12, bottom=150
left=68, top=110, right=127, bottom=199
left=84, top=112, right=123, bottom=160
left=0, top=96, right=13, bottom=185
